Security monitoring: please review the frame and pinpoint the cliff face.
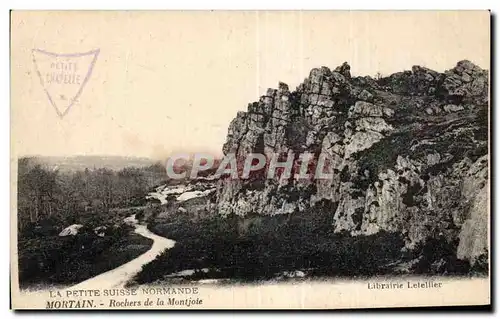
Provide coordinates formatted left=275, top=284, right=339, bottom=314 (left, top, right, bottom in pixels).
left=216, top=60, right=489, bottom=266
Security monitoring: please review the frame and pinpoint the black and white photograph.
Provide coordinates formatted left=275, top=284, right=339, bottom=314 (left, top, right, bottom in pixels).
left=10, top=10, right=491, bottom=309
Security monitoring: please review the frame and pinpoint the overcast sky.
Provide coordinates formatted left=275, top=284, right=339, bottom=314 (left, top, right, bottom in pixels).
left=11, top=11, right=490, bottom=159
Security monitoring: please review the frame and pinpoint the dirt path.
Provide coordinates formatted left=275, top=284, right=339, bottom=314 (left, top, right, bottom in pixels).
left=69, top=223, right=175, bottom=290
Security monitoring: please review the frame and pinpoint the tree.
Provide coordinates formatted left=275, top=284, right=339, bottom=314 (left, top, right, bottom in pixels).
left=117, top=167, right=147, bottom=206
left=17, top=160, right=58, bottom=226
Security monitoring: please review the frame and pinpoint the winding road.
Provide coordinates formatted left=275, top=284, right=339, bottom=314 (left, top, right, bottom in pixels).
left=69, top=221, right=175, bottom=290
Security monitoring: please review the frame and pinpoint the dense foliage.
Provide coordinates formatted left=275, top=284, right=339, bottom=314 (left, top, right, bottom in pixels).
left=135, top=205, right=407, bottom=283
left=17, top=157, right=164, bottom=287
left=17, top=157, right=165, bottom=232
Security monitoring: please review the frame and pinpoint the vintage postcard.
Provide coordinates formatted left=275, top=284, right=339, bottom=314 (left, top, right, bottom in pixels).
left=10, top=10, right=490, bottom=310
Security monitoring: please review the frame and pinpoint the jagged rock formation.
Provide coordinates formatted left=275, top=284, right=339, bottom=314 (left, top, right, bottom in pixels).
left=216, top=60, right=489, bottom=267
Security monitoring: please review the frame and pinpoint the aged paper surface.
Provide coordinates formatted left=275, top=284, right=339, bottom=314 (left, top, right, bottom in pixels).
left=10, top=11, right=490, bottom=310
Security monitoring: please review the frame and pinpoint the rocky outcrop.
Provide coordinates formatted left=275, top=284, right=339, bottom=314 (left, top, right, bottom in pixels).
left=457, top=155, right=488, bottom=263
left=216, top=60, right=489, bottom=268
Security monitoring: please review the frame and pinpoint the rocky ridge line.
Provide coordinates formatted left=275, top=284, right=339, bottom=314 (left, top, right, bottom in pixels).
left=215, top=60, right=489, bottom=267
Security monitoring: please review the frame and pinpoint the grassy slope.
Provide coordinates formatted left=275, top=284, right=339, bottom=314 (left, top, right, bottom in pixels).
left=18, top=207, right=155, bottom=288
left=135, top=199, right=407, bottom=284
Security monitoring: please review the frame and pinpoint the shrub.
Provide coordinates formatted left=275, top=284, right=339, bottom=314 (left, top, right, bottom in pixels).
left=135, top=210, right=407, bottom=284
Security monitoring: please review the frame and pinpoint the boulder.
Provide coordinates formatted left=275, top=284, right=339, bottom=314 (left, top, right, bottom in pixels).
left=59, top=224, right=83, bottom=237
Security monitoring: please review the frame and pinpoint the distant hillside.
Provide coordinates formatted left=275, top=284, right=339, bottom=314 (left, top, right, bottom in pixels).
left=23, top=155, right=161, bottom=172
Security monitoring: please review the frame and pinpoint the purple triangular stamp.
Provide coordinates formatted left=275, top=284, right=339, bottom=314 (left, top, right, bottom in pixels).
left=32, top=48, right=100, bottom=118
